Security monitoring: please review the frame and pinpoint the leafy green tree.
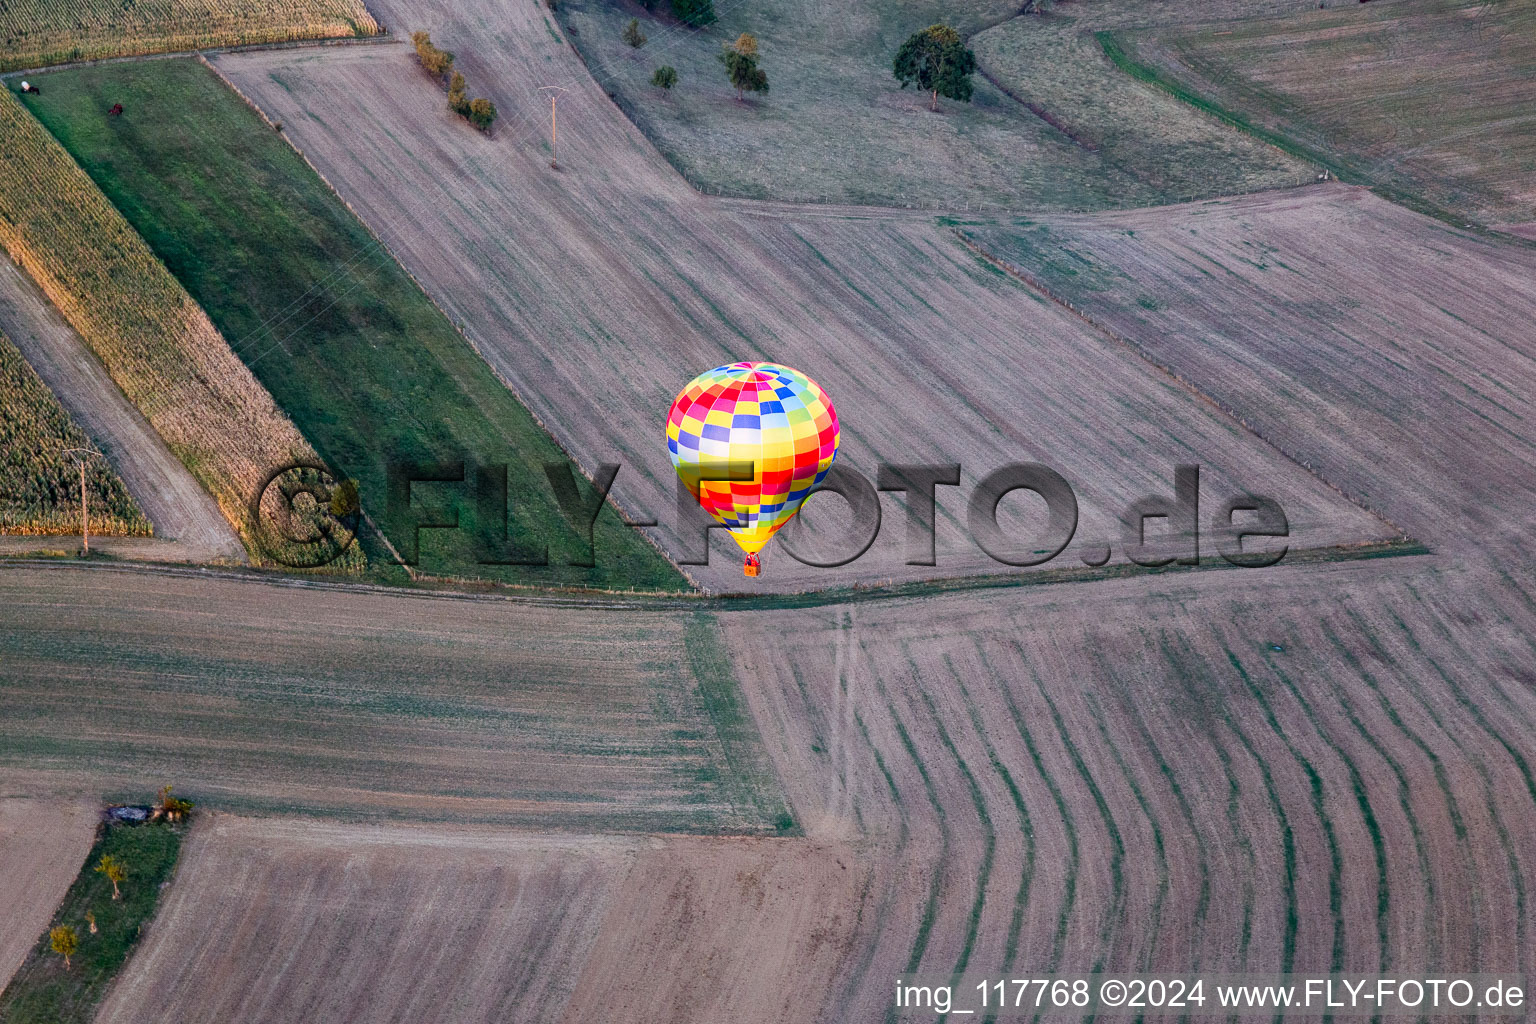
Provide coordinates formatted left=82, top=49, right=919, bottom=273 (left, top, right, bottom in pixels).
left=893, top=24, right=976, bottom=111
left=651, top=65, right=678, bottom=89
left=50, top=925, right=78, bottom=969
left=96, top=853, right=126, bottom=900
left=719, top=33, right=767, bottom=101
left=468, top=97, right=498, bottom=131
left=622, top=18, right=647, bottom=47
left=670, top=0, right=716, bottom=27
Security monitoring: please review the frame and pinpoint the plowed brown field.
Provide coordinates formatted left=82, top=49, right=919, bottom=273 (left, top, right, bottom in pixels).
left=215, top=19, right=1391, bottom=592
left=0, top=797, right=98, bottom=991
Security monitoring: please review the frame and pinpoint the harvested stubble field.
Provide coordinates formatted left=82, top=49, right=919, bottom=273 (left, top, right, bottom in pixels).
left=0, top=0, right=378, bottom=73
left=722, top=552, right=1536, bottom=1017
left=30, top=59, right=686, bottom=592
left=0, top=89, right=343, bottom=565
left=0, top=566, right=786, bottom=832
left=960, top=185, right=1536, bottom=550
left=1114, top=0, right=1536, bottom=229
left=99, top=815, right=865, bottom=1024
left=0, top=798, right=98, bottom=992
left=0, top=329, right=148, bottom=536
left=216, top=20, right=1393, bottom=593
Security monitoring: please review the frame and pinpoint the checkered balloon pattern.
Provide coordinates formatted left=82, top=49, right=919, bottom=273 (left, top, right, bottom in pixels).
left=667, top=362, right=840, bottom=555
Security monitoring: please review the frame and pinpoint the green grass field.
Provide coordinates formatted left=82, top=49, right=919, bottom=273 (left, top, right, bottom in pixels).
left=970, top=10, right=1309, bottom=204
left=0, top=331, right=149, bottom=537
left=554, top=0, right=1148, bottom=211
left=0, top=818, right=182, bottom=1024
left=28, top=60, right=687, bottom=591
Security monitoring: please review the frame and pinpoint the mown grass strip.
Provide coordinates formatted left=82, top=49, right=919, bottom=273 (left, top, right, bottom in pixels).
left=0, top=816, right=183, bottom=1023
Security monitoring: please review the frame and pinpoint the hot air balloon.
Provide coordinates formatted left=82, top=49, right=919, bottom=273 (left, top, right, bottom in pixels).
left=667, top=362, right=839, bottom=577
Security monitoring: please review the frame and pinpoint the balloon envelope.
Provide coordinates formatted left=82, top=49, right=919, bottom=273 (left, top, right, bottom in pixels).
left=667, top=362, right=839, bottom=555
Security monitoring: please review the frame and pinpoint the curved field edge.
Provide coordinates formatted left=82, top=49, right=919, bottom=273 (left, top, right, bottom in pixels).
left=0, top=0, right=380, bottom=74
left=968, top=10, right=1310, bottom=206
left=0, top=815, right=184, bottom=1024
left=0, top=330, right=149, bottom=537
left=0, top=88, right=359, bottom=569
left=1099, top=14, right=1536, bottom=241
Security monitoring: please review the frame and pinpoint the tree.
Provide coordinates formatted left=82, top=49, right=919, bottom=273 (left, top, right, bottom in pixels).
left=622, top=18, right=647, bottom=47
left=97, top=854, right=126, bottom=900
left=651, top=65, right=678, bottom=89
left=468, top=97, right=498, bottom=131
left=50, top=925, right=78, bottom=969
left=85, top=910, right=97, bottom=935
left=448, top=71, right=469, bottom=115
left=669, top=0, right=715, bottom=28
left=411, top=31, right=454, bottom=78
left=719, top=34, right=767, bottom=101
left=893, top=24, right=976, bottom=111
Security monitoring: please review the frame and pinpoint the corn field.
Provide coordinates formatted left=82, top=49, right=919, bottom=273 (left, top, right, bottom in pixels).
left=0, top=0, right=380, bottom=73
left=0, top=330, right=149, bottom=536
left=0, top=90, right=359, bottom=567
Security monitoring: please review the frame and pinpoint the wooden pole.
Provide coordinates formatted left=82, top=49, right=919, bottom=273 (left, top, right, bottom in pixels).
left=80, top=457, right=88, bottom=553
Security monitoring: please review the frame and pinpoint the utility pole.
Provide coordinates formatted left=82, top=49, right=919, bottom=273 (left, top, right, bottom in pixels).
left=61, top=446, right=105, bottom=554
left=538, top=86, right=568, bottom=169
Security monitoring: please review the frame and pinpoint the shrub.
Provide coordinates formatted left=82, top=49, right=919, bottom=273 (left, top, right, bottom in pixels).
left=468, top=97, right=497, bottom=131
left=651, top=65, right=678, bottom=89
left=411, top=30, right=453, bottom=78
left=622, top=18, right=646, bottom=48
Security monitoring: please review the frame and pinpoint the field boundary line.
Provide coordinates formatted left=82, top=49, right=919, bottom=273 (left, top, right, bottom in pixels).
left=951, top=225, right=1414, bottom=541
left=0, top=536, right=1434, bottom=612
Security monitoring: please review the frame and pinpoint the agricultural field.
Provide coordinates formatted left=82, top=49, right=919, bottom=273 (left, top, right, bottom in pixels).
left=0, top=813, right=183, bottom=1024
left=551, top=0, right=1142, bottom=210
left=0, top=566, right=786, bottom=832
left=0, top=252, right=246, bottom=561
left=0, top=0, right=378, bottom=74
left=722, top=551, right=1536, bottom=1016
left=1114, top=0, right=1536, bottom=229
left=27, top=59, right=687, bottom=592
left=98, top=816, right=865, bottom=1024
left=0, top=329, right=149, bottom=537
left=970, top=6, right=1311, bottom=203
left=215, top=22, right=1396, bottom=594
left=0, top=87, right=340, bottom=565
left=0, top=798, right=98, bottom=992
left=960, top=185, right=1536, bottom=549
